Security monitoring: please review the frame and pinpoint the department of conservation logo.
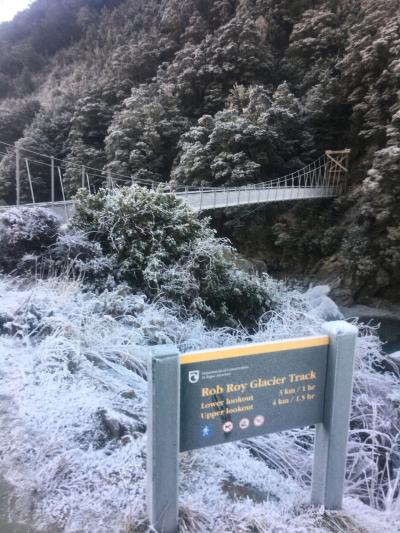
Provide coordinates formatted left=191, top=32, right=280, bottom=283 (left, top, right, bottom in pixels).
left=188, top=370, right=199, bottom=383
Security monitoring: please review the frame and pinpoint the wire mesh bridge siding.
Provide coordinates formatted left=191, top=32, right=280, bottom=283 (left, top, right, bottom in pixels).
left=0, top=146, right=350, bottom=221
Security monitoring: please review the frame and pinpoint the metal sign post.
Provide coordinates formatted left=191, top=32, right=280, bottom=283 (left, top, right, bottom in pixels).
left=147, top=321, right=357, bottom=532
left=311, top=321, right=357, bottom=509
left=147, top=345, right=180, bottom=533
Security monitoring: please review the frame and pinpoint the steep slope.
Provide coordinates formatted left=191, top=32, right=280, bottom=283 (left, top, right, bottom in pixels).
left=0, top=0, right=399, bottom=304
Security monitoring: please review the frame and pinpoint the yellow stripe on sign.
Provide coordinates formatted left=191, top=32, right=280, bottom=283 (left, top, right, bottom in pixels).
left=180, top=335, right=329, bottom=365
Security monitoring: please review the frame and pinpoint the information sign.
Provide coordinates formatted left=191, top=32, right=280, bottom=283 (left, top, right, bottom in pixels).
left=180, top=336, right=329, bottom=451
left=147, top=322, right=358, bottom=533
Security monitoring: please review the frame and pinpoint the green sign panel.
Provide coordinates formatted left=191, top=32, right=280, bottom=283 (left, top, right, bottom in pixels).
left=148, top=323, right=358, bottom=532
left=180, top=336, right=329, bottom=452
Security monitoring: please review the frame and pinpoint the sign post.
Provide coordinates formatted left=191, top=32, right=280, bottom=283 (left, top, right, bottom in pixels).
left=147, top=345, right=180, bottom=533
left=147, top=321, right=357, bottom=532
left=311, top=321, right=357, bottom=509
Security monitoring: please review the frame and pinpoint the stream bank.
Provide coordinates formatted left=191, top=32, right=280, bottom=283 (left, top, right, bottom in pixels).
left=341, top=304, right=400, bottom=354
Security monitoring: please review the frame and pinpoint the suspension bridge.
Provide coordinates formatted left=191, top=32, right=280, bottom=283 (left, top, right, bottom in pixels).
left=0, top=144, right=350, bottom=221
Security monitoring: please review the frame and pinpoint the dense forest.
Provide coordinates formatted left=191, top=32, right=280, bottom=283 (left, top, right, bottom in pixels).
left=0, top=0, right=399, bottom=305
left=1, top=3, right=400, bottom=532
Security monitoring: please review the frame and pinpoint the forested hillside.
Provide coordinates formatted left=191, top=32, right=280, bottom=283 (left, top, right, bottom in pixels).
left=0, top=0, right=399, bottom=304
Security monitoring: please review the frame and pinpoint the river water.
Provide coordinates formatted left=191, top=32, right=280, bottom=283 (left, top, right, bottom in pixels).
left=342, top=310, right=400, bottom=354
left=340, top=301, right=400, bottom=354
left=361, top=316, right=400, bottom=354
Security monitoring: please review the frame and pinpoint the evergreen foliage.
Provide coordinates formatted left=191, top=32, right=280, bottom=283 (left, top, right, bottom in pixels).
left=0, top=0, right=399, bottom=303
left=172, top=83, right=313, bottom=186
left=0, top=207, right=59, bottom=271
left=105, top=84, right=189, bottom=181
left=71, top=186, right=272, bottom=324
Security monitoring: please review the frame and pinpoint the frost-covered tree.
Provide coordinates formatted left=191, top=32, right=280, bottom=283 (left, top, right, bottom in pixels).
left=0, top=98, right=40, bottom=147
left=63, top=140, right=107, bottom=196
left=338, top=0, right=400, bottom=148
left=158, top=14, right=274, bottom=116
left=62, top=88, right=114, bottom=194
left=281, top=8, right=344, bottom=91
left=172, top=83, right=314, bottom=186
left=334, top=107, right=400, bottom=301
left=105, top=84, right=189, bottom=182
left=0, top=103, right=72, bottom=203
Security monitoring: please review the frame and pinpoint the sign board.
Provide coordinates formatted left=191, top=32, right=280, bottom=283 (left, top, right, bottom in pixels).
left=180, top=336, right=329, bottom=451
left=147, top=322, right=358, bottom=533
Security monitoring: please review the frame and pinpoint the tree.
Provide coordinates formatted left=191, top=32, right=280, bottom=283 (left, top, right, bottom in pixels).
left=172, top=83, right=314, bottom=186
left=105, top=84, right=189, bottom=182
left=63, top=87, right=114, bottom=194
left=281, top=8, right=343, bottom=91
left=0, top=98, right=40, bottom=146
left=158, top=14, right=275, bottom=117
left=0, top=103, right=72, bottom=203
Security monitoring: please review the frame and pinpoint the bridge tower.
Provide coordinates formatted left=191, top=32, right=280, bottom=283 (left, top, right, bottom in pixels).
left=324, top=149, right=351, bottom=194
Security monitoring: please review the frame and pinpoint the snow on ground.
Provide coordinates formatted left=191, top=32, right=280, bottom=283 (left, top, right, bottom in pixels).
left=0, top=276, right=399, bottom=532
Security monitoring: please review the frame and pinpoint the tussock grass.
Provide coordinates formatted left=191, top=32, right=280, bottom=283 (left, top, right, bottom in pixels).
left=0, top=276, right=399, bottom=532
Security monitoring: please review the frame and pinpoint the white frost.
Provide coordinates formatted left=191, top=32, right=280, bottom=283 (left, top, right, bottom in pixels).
left=0, top=276, right=399, bottom=532
left=305, top=285, right=344, bottom=321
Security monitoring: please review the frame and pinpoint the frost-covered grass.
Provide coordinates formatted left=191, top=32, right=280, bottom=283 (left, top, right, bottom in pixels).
left=0, top=275, right=399, bottom=532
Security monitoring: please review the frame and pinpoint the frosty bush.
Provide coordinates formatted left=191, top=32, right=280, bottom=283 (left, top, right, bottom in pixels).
left=71, top=186, right=272, bottom=325
left=45, top=231, right=117, bottom=288
left=145, top=235, right=273, bottom=325
left=0, top=208, right=116, bottom=286
left=0, top=188, right=273, bottom=325
left=0, top=207, right=60, bottom=272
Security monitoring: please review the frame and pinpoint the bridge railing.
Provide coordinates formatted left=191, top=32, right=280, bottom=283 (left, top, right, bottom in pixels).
left=0, top=140, right=350, bottom=209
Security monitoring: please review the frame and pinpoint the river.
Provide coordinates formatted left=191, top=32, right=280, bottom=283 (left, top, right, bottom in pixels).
left=363, top=316, right=400, bottom=353
left=341, top=305, right=400, bottom=354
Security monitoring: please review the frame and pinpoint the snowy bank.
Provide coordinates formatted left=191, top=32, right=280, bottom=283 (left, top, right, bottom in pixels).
left=0, top=276, right=399, bottom=532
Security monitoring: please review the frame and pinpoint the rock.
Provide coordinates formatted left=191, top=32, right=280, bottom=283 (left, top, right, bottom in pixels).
left=305, top=285, right=344, bottom=321
left=234, top=255, right=268, bottom=275
left=121, top=390, right=137, bottom=400
left=385, top=351, right=400, bottom=375
left=313, top=258, right=355, bottom=306
left=306, top=285, right=331, bottom=302
left=0, top=312, right=13, bottom=334
left=96, top=408, right=145, bottom=441
left=221, top=475, right=279, bottom=503
left=97, top=408, right=122, bottom=439
left=388, top=351, right=400, bottom=363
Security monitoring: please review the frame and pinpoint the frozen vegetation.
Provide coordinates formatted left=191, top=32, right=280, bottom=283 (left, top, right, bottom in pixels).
left=0, top=275, right=399, bottom=532
left=0, top=198, right=399, bottom=532
left=1, top=0, right=399, bottom=305
left=0, top=1, right=399, bottom=530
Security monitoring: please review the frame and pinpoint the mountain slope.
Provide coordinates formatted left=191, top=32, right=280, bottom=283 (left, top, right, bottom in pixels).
left=0, top=0, right=399, bottom=304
